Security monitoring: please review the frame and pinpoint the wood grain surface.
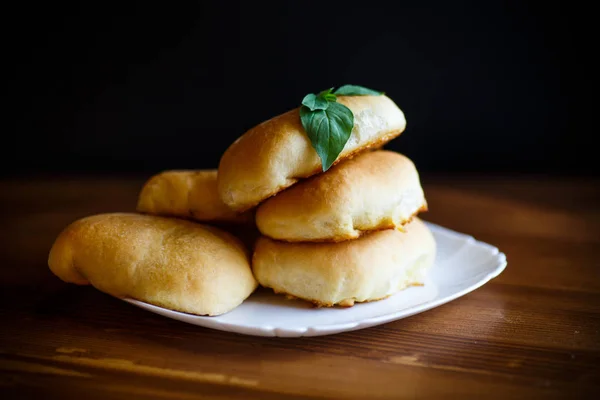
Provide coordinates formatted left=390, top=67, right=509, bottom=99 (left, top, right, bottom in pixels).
left=0, top=175, right=599, bottom=399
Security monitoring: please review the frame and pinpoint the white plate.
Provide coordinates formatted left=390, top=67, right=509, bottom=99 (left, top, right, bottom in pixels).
left=123, top=222, right=507, bottom=337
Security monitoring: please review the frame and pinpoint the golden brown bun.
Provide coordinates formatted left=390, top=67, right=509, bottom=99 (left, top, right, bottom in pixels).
left=137, top=170, right=253, bottom=223
left=255, top=150, right=427, bottom=242
left=218, top=95, right=406, bottom=211
left=48, top=213, right=258, bottom=316
left=252, top=218, right=435, bottom=307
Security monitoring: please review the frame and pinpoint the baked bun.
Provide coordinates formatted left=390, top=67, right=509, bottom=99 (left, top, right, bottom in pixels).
left=252, top=218, right=435, bottom=307
left=137, top=170, right=253, bottom=223
left=48, top=213, right=257, bottom=316
left=218, top=95, right=406, bottom=211
left=255, top=150, right=427, bottom=242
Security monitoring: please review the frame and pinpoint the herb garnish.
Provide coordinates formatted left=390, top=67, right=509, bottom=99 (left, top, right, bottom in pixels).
left=299, top=85, right=383, bottom=171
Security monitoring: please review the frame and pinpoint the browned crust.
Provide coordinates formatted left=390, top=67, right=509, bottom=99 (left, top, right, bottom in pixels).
left=233, top=130, right=403, bottom=212
left=138, top=170, right=256, bottom=222
left=267, top=282, right=425, bottom=308
left=265, top=204, right=429, bottom=244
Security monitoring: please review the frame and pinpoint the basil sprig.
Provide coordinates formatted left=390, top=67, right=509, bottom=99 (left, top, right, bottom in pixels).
left=299, top=85, right=383, bottom=171
left=334, top=84, right=383, bottom=96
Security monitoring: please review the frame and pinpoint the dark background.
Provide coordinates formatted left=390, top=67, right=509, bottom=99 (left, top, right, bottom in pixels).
left=6, top=1, right=591, bottom=177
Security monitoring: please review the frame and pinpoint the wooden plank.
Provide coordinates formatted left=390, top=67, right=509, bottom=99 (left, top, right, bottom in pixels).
left=0, top=177, right=599, bottom=399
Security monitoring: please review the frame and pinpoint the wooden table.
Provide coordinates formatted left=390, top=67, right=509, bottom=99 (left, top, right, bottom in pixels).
left=1, top=176, right=599, bottom=399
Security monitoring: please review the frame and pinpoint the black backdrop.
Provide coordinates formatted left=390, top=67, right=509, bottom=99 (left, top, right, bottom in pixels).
left=6, top=1, right=591, bottom=177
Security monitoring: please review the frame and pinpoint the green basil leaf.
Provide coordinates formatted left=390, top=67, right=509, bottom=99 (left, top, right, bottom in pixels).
left=333, top=84, right=383, bottom=96
left=301, top=93, right=329, bottom=111
left=300, top=102, right=354, bottom=171
left=318, top=87, right=337, bottom=102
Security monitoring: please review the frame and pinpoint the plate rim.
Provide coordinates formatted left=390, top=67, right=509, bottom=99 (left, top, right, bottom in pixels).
left=123, top=222, right=507, bottom=337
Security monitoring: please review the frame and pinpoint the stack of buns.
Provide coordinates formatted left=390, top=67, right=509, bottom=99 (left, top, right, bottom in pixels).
left=48, top=94, right=435, bottom=316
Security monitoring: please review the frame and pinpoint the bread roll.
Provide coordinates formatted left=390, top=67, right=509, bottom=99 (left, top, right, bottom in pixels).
left=48, top=213, right=257, bottom=316
left=137, top=170, right=253, bottom=223
left=218, top=95, right=406, bottom=211
left=252, top=218, right=435, bottom=307
left=255, top=150, right=427, bottom=242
